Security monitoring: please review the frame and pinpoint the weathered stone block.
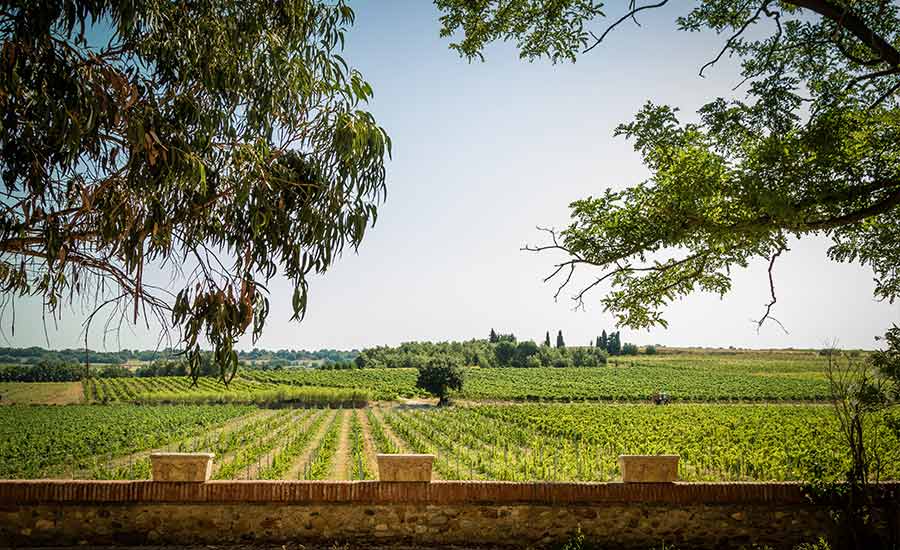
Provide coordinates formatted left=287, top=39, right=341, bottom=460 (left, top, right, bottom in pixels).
left=376, top=454, right=433, bottom=481
left=618, top=454, right=679, bottom=482
left=149, top=453, right=213, bottom=482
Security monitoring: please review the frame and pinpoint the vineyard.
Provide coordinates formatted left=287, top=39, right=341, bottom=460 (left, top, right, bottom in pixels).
left=3, top=400, right=897, bottom=482
left=0, top=404, right=252, bottom=478
left=57, top=351, right=840, bottom=405
left=244, top=362, right=830, bottom=402
left=83, top=377, right=370, bottom=407
left=2, top=350, right=890, bottom=485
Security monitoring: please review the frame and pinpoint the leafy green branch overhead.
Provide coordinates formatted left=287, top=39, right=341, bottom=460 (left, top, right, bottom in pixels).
left=437, top=0, right=900, bottom=331
left=0, top=0, right=390, bottom=380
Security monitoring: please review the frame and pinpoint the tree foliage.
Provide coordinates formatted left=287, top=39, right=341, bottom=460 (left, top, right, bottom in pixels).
left=437, top=0, right=900, bottom=331
left=415, top=356, right=465, bottom=406
left=0, top=0, right=390, bottom=381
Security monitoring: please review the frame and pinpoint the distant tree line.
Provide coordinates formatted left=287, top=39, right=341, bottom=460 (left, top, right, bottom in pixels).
left=237, top=348, right=358, bottom=363
left=354, top=340, right=493, bottom=369
left=0, top=346, right=358, bottom=367
left=0, top=347, right=361, bottom=382
left=593, top=330, right=652, bottom=356
left=0, top=361, right=131, bottom=382
left=353, top=330, right=608, bottom=369
left=0, top=346, right=163, bottom=365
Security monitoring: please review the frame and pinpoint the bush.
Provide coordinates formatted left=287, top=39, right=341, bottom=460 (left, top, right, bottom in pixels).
left=622, top=343, right=639, bottom=356
left=644, top=345, right=657, bottom=355
left=416, top=356, right=465, bottom=406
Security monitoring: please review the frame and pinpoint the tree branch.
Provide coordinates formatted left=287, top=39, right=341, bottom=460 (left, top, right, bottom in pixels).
left=787, top=0, right=900, bottom=67
left=584, top=0, right=669, bottom=53
left=755, top=246, right=789, bottom=334
left=700, top=1, right=771, bottom=78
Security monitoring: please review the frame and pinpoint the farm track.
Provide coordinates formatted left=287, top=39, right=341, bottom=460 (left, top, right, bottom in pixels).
left=356, top=409, right=379, bottom=479
left=242, top=409, right=319, bottom=480
left=284, top=409, right=338, bottom=480
left=329, top=410, right=353, bottom=480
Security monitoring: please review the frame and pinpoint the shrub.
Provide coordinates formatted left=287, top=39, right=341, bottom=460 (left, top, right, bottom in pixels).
left=622, top=343, right=639, bottom=356
left=645, top=345, right=658, bottom=355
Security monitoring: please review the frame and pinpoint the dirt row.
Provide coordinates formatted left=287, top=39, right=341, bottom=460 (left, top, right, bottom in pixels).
left=56, top=404, right=431, bottom=481
left=284, top=409, right=338, bottom=480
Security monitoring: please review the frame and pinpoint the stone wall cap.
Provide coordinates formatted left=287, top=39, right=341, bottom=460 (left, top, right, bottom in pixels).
left=149, top=452, right=215, bottom=458
left=376, top=454, right=434, bottom=458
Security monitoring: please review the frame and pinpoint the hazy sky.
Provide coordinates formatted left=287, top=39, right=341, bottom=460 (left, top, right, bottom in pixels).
left=7, top=2, right=898, bottom=351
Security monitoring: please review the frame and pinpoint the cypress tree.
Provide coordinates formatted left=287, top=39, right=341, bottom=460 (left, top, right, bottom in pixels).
left=556, top=330, right=565, bottom=348
left=489, top=329, right=498, bottom=343
left=544, top=331, right=551, bottom=347
left=610, top=331, right=622, bottom=355
left=601, top=330, right=608, bottom=353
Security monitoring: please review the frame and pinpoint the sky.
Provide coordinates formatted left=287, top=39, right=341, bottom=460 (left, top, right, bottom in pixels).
left=7, top=1, right=899, bottom=352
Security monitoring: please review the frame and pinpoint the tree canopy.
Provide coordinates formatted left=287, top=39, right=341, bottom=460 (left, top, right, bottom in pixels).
left=436, top=0, right=900, bottom=332
left=0, top=0, right=390, bottom=380
left=415, top=356, right=465, bottom=406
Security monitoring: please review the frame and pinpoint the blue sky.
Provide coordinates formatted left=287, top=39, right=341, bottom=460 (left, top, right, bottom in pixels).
left=8, top=1, right=898, bottom=351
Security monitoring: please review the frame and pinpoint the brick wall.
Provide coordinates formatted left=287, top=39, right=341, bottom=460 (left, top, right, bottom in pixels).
left=1, top=481, right=897, bottom=548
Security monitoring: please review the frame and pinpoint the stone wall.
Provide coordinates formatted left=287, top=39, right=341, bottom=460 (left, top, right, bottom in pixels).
left=1, top=481, right=897, bottom=548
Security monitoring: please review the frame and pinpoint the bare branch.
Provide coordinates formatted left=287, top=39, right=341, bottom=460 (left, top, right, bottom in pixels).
left=584, top=0, right=669, bottom=54
left=700, top=1, right=770, bottom=78
left=755, top=246, right=789, bottom=334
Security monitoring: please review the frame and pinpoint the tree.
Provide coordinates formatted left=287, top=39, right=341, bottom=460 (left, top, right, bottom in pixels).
left=622, top=342, right=638, bottom=356
left=494, top=340, right=517, bottom=366
left=0, top=1, right=390, bottom=382
left=489, top=329, right=499, bottom=343
left=600, top=330, right=608, bottom=351
left=513, top=340, right=539, bottom=367
left=607, top=331, right=621, bottom=356
left=556, top=330, right=565, bottom=348
left=544, top=331, right=552, bottom=347
left=436, top=1, right=900, bottom=332
left=415, top=356, right=465, bottom=406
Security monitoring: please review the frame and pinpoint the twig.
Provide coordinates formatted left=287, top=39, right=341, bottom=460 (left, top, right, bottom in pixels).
left=584, top=0, right=669, bottom=53
left=700, top=1, right=770, bottom=78
left=755, top=246, right=789, bottom=334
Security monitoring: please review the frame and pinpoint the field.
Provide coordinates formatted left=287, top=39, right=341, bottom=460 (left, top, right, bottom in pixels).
left=243, top=354, right=832, bottom=401
left=2, top=349, right=895, bottom=483
left=3, top=401, right=897, bottom=482
left=82, top=376, right=370, bottom=407
left=0, top=381, right=83, bottom=405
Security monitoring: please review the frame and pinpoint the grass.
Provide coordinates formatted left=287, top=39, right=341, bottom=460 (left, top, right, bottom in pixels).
left=0, top=382, right=83, bottom=405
